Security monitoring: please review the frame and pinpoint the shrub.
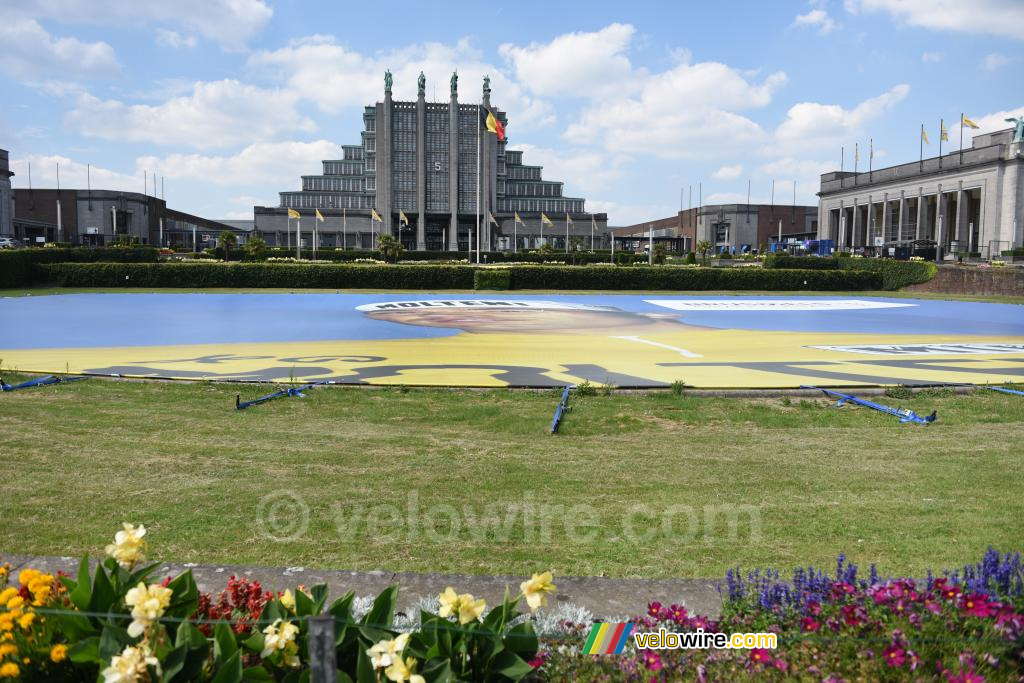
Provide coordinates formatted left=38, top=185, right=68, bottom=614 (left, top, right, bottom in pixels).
left=243, top=237, right=268, bottom=262
left=845, top=259, right=937, bottom=290
left=474, top=268, right=512, bottom=290
left=684, top=251, right=696, bottom=265
left=763, top=254, right=841, bottom=270
left=0, top=247, right=160, bottom=288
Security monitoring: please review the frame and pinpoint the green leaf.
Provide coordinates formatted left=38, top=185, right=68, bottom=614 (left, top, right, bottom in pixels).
left=164, top=570, right=200, bottom=618
left=421, top=658, right=454, bottom=683
left=214, top=621, right=238, bottom=662
left=310, top=584, right=329, bottom=612
left=174, top=621, right=207, bottom=650
left=88, top=563, right=117, bottom=614
left=295, top=588, right=316, bottom=617
left=329, top=591, right=355, bottom=621
left=335, top=671, right=354, bottom=683
left=241, top=666, right=275, bottom=682
left=98, top=623, right=132, bottom=661
left=242, top=631, right=265, bottom=654
left=355, top=646, right=377, bottom=683
left=161, top=644, right=187, bottom=682
left=210, top=651, right=243, bottom=683
left=487, top=650, right=533, bottom=682
left=67, top=554, right=92, bottom=610
left=53, top=611, right=95, bottom=642
left=67, top=636, right=100, bottom=664
left=361, top=586, right=397, bottom=630
left=504, top=622, right=538, bottom=658
left=125, top=562, right=162, bottom=589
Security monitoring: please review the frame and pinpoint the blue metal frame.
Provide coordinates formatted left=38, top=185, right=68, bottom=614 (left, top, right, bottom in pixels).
left=550, top=385, right=572, bottom=434
left=236, top=381, right=333, bottom=410
left=1, top=375, right=88, bottom=392
left=982, top=386, right=1024, bottom=396
left=803, top=386, right=936, bottom=424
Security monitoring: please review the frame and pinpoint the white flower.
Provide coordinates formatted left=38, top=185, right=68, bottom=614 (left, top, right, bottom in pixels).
left=366, top=632, right=410, bottom=670
left=101, top=643, right=160, bottom=683
left=105, top=523, right=147, bottom=569
left=261, top=619, right=301, bottom=667
left=124, top=582, right=173, bottom=638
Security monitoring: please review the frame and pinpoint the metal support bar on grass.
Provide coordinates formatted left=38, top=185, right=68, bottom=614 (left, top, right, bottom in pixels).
left=803, top=386, right=936, bottom=424
left=236, top=381, right=333, bottom=410
left=0, top=375, right=88, bottom=392
left=981, top=386, right=1024, bottom=396
left=550, top=385, right=572, bottom=434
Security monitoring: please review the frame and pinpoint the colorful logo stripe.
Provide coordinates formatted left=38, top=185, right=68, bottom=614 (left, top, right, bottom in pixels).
left=582, top=622, right=635, bottom=654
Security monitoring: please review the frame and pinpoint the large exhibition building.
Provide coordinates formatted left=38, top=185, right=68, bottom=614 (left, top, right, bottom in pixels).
left=255, top=72, right=607, bottom=251
left=817, top=125, right=1023, bottom=259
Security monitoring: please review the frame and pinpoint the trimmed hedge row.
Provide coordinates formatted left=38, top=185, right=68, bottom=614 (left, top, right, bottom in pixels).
left=0, top=247, right=159, bottom=288
left=763, top=254, right=841, bottom=270
left=34, top=262, right=883, bottom=291
left=844, top=259, right=938, bottom=290
left=37, top=263, right=476, bottom=289
left=245, top=248, right=648, bottom=265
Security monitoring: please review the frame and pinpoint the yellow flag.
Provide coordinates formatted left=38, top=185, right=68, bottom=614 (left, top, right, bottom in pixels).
left=514, top=212, right=523, bottom=224
left=489, top=212, right=498, bottom=226
left=315, top=208, right=324, bottom=222
left=921, top=127, right=929, bottom=145
left=941, top=120, right=949, bottom=142
left=963, top=115, right=980, bottom=129
left=287, top=208, right=300, bottom=219
left=566, top=213, right=573, bottom=225
left=371, top=208, right=382, bottom=222
left=541, top=213, right=553, bottom=226
left=399, top=210, right=409, bottom=226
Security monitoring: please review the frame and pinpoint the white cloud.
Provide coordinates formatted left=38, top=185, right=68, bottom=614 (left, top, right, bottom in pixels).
left=844, top=0, right=1024, bottom=40
left=0, top=17, right=118, bottom=82
left=959, top=105, right=1024, bottom=146
left=156, top=29, right=197, bottom=49
left=565, top=60, right=787, bottom=159
left=15, top=0, right=272, bottom=49
left=983, top=53, right=1009, bottom=70
left=136, top=140, right=342, bottom=187
left=511, top=144, right=628, bottom=195
left=921, top=51, right=943, bottom=63
left=771, top=84, right=910, bottom=155
left=66, top=81, right=316, bottom=149
left=9, top=154, right=141, bottom=193
left=587, top=200, right=676, bottom=226
left=793, top=9, right=837, bottom=35
left=498, top=24, right=641, bottom=98
left=712, top=164, right=744, bottom=180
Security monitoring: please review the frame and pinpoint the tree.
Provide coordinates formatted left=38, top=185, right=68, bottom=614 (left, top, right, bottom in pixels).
left=378, top=234, right=404, bottom=263
left=218, top=231, right=237, bottom=261
left=569, top=236, right=584, bottom=264
left=652, top=243, right=668, bottom=265
left=696, top=240, right=712, bottom=266
left=243, top=236, right=267, bottom=262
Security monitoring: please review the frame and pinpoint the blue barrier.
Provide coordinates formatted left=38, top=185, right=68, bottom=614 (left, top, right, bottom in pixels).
left=982, top=385, right=1024, bottom=396
left=1, top=375, right=88, bottom=392
left=236, top=381, right=333, bottom=410
left=803, top=386, right=936, bottom=424
left=550, top=385, right=572, bottom=434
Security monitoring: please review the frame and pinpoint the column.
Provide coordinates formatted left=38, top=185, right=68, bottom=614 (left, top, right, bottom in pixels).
left=837, top=202, right=845, bottom=248
left=935, top=184, right=946, bottom=260
left=415, top=84, right=426, bottom=250
left=882, top=192, right=891, bottom=243
left=380, top=87, right=393, bottom=238
left=448, top=82, right=459, bottom=251
left=897, top=192, right=905, bottom=242
left=481, top=79, right=492, bottom=250
left=955, top=184, right=966, bottom=250
left=867, top=196, right=874, bottom=247
left=915, top=188, right=924, bottom=240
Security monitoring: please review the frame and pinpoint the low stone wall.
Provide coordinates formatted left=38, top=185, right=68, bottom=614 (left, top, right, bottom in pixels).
left=905, top=265, right=1024, bottom=297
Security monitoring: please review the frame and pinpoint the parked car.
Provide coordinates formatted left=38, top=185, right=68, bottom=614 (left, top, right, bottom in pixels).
left=0, top=236, right=24, bottom=249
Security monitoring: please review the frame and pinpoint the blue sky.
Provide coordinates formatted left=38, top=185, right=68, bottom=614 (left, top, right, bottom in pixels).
left=2, top=0, right=1021, bottom=224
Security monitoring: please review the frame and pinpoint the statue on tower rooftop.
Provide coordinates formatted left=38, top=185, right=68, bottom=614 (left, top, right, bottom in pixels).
left=450, top=71, right=458, bottom=96
left=482, top=74, right=491, bottom=94
left=417, top=71, right=425, bottom=97
left=1005, top=115, right=1024, bottom=144
left=384, top=69, right=393, bottom=93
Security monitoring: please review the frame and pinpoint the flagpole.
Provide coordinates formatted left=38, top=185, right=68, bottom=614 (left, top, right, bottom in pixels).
left=565, top=214, right=569, bottom=253
left=343, top=208, right=346, bottom=250
left=56, top=161, right=62, bottom=243
left=475, top=104, right=481, bottom=264
left=513, top=216, right=517, bottom=253
left=296, top=218, right=301, bottom=260
left=939, top=118, right=943, bottom=168
left=591, top=215, right=595, bottom=250
left=869, top=138, right=873, bottom=181
left=960, top=113, right=964, bottom=165
left=287, top=217, right=291, bottom=250
left=920, top=124, right=924, bottom=172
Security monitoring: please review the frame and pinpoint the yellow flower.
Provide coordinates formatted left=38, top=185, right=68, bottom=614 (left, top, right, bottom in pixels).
left=17, top=613, right=34, bottom=630
left=279, top=589, right=295, bottom=612
left=456, top=594, right=486, bottom=625
left=101, top=643, right=159, bottom=683
left=0, top=564, right=9, bottom=580
left=17, top=569, right=39, bottom=588
left=437, top=587, right=460, bottom=619
left=261, top=619, right=300, bottom=667
left=50, top=644, right=68, bottom=663
left=366, top=633, right=409, bottom=670
left=4, top=598, right=23, bottom=611
left=0, top=662, right=18, bottom=678
left=520, top=571, right=556, bottom=611
left=0, top=616, right=13, bottom=633
left=384, top=656, right=425, bottom=683
left=0, top=644, right=15, bottom=657
left=105, top=523, right=147, bottom=569
left=0, top=589, right=16, bottom=609
left=124, top=583, right=173, bottom=638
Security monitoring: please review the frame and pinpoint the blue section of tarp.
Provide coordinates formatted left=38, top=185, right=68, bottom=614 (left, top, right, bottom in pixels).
left=0, top=293, right=1021, bottom=350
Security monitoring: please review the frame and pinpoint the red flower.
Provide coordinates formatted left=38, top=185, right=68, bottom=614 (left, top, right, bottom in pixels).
left=647, top=601, right=662, bottom=618
left=807, top=601, right=822, bottom=616
left=641, top=650, right=662, bottom=672
left=947, top=667, right=985, bottom=683
left=962, top=593, right=998, bottom=618
left=801, top=616, right=821, bottom=632
left=749, top=648, right=772, bottom=665
left=883, top=645, right=906, bottom=668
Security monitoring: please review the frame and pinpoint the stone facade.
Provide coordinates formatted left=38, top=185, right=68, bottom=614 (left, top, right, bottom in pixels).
left=0, top=149, right=13, bottom=237
left=254, top=74, right=607, bottom=251
left=818, top=127, right=1024, bottom=259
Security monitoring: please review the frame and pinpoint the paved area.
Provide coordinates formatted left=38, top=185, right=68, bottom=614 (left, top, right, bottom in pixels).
left=2, top=553, right=723, bottom=618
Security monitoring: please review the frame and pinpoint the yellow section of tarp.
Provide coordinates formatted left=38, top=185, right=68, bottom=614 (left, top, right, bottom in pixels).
left=1, top=328, right=1021, bottom=387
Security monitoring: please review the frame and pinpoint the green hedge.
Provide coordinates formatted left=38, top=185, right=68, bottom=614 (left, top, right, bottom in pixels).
left=32, top=262, right=883, bottom=291
left=763, top=254, right=841, bottom=270
left=250, top=248, right=646, bottom=265
left=844, top=259, right=937, bottom=290
left=0, top=247, right=159, bottom=287
left=506, top=266, right=881, bottom=291
left=36, top=263, right=476, bottom=289
left=474, top=268, right=512, bottom=290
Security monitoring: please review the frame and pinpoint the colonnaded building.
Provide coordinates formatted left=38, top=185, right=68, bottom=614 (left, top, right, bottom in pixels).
left=817, top=124, right=1024, bottom=259
left=254, top=72, right=607, bottom=251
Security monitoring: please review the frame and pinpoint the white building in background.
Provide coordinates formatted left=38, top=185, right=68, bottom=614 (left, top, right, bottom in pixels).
left=817, top=126, right=1023, bottom=259
left=0, top=149, right=13, bottom=237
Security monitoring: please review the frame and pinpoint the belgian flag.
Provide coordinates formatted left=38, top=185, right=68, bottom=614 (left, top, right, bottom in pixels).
left=482, top=107, right=506, bottom=142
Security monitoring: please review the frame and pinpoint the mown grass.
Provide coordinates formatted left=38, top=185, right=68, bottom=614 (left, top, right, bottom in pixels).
left=1, top=376, right=1021, bottom=579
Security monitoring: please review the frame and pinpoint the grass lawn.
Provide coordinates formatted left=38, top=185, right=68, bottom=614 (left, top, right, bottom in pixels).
left=2, top=287, right=1024, bottom=304
left=2, top=376, right=1022, bottom=580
